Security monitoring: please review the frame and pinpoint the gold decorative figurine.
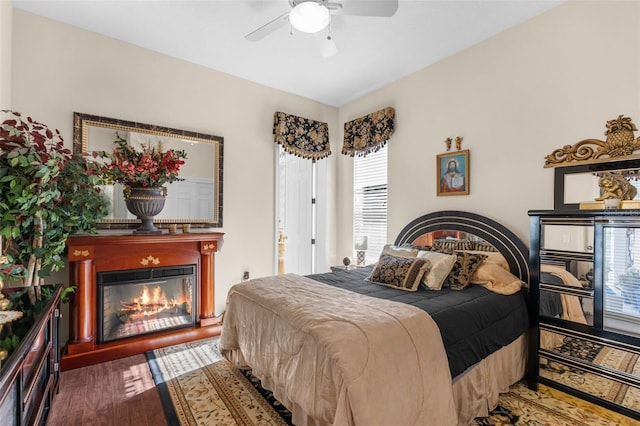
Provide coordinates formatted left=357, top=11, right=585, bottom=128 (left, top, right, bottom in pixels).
left=444, top=137, right=452, bottom=151
left=594, top=172, right=638, bottom=201
left=455, top=136, right=463, bottom=151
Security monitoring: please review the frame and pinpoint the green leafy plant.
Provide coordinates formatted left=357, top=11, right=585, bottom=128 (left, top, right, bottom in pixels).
left=0, top=285, right=61, bottom=356
left=0, top=111, right=109, bottom=303
left=0, top=333, right=20, bottom=355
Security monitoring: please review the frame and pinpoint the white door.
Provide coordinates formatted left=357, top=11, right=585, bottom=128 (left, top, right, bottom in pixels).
left=276, top=147, right=315, bottom=275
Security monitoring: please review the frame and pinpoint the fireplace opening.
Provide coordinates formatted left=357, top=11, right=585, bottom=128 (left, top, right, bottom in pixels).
left=97, top=265, right=196, bottom=344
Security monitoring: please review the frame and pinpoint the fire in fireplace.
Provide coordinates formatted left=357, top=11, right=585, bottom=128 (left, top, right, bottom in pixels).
left=97, top=265, right=196, bottom=343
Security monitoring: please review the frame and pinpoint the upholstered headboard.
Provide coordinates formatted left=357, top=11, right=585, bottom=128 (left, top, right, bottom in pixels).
left=394, top=210, right=530, bottom=285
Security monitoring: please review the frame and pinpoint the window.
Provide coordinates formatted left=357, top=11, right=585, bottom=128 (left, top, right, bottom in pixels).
left=353, top=145, right=387, bottom=265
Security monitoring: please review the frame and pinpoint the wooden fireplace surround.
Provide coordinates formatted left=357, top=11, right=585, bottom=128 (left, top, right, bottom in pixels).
left=63, top=231, right=224, bottom=370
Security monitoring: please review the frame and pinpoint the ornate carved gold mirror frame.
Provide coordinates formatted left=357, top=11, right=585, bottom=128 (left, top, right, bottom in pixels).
left=73, top=112, right=224, bottom=227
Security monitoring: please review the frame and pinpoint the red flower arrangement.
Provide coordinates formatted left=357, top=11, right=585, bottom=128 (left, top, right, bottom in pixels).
left=95, top=134, right=187, bottom=188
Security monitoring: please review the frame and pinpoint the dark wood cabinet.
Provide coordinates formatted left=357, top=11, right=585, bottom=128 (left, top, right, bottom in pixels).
left=0, top=285, right=61, bottom=426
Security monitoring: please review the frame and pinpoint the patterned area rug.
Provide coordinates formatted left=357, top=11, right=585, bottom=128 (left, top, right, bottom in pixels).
left=147, top=338, right=291, bottom=426
left=147, top=337, right=623, bottom=426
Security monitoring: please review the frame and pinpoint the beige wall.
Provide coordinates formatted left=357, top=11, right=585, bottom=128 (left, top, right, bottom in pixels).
left=9, top=10, right=338, bottom=315
left=7, top=1, right=640, bottom=316
left=0, top=0, right=11, bottom=109
left=337, top=0, right=640, bottom=259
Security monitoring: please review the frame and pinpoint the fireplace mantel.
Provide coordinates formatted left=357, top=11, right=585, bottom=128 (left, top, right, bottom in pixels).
left=63, top=231, right=224, bottom=370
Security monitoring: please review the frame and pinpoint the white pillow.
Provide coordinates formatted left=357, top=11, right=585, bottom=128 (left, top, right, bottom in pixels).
left=381, top=243, right=418, bottom=258
left=416, top=250, right=457, bottom=290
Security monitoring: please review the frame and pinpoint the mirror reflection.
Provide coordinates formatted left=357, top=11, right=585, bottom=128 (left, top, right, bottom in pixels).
left=541, top=260, right=593, bottom=288
left=412, top=230, right=497, bottom=251
left=603, top=226, right=640, bottom=338
left=539, top=329, right=640, bottom=415
left=564, top=172, right=601, bottom=204
left=554, top=158, right=640, bottom=209
left=73, top=113, right=223, bottom=227
left=541, top=224, right=594, bottom=253
left=564, top=169, right=640, bottom=204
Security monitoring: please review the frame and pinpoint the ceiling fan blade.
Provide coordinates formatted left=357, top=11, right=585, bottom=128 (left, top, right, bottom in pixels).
left=315, top=33, right=338, bottom=58
left=245, top=11, right=290, bottom=41
left=329, top=0, right=398, bottom=17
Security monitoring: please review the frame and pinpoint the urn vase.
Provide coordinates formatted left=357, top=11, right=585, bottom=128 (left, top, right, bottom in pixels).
left=124, top=186, right=167, bottom=234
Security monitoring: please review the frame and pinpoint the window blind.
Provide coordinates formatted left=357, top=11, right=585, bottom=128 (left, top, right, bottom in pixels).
left=353, top=145, right=387, bottom=264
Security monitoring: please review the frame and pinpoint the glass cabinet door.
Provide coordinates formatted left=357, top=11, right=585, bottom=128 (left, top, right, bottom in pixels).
left=603, top=225, right=640, bottom=338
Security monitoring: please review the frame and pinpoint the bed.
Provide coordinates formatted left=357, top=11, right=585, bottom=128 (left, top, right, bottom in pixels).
left=220, top=211, right=531, bottom=425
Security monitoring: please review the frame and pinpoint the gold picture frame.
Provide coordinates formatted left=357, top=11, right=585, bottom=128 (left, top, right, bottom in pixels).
left=437, top=149, right=469, bottom=196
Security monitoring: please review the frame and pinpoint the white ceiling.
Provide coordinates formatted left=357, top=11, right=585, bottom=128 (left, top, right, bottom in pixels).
left=11, top=0, right=563, bottom=107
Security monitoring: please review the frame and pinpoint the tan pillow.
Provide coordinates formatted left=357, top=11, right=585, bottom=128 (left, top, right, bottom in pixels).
left=367, top=254, right=431, bottom=292
left=470, top=263, right=526, bottom=295
left=416, top=251, right=457, bottom=290
left=381, top=243, right=418, bottom=258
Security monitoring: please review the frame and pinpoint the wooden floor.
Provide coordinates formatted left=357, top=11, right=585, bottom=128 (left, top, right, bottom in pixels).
left=46, top=355, right=168, bottom=426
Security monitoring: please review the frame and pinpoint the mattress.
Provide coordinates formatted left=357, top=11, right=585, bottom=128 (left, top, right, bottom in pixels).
left=307, top=265, right=529, bottom=378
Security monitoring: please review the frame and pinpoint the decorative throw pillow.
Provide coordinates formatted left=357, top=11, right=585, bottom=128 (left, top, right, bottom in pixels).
left=446, top=251, right=488, bottom=290
left=367, top=254, right=431, bottom=291
left=381, top=243, right=419, bottom=258
left=460, top=250, right=510, bottom=271
left=432, top=238, right=475, bottom=252
left=473, top=240, right=498, bottom=252
left=416, top=250, right=457, bottom=290
left=400, top=242, right=432, bottom=251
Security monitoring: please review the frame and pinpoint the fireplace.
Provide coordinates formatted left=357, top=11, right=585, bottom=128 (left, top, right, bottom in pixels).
left=64, top=232, right=224, bottom=370
left=97, top=265, right=196, bottom=343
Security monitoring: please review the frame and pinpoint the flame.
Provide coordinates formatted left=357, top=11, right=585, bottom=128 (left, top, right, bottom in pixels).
left=120, top=284, right=191, bottom=323
left=135, top=285, right=169, bottom=309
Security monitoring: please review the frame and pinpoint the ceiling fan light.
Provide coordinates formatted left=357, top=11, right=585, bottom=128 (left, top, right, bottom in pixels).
left=289, top=2, right=331, bottom=34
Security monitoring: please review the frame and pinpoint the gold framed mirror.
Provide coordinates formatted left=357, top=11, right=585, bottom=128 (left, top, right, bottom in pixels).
left=73, top=112, right=223, bottom=228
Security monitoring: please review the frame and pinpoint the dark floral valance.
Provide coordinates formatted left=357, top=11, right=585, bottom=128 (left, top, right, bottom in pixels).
left=342, top=107, right=395, bottom=157
left=273, top=111, right=331, bottom=160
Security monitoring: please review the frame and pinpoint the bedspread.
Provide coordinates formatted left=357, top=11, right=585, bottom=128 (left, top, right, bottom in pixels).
left=309, top=265, right=528, bottom=379
left=220, top=273, right=457, bottom=426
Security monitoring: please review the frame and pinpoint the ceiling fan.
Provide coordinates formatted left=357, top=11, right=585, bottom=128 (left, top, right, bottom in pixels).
left=245, top=0, right=399, bottom=58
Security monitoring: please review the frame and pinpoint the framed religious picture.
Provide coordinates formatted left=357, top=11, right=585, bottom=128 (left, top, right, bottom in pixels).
left=437, top=149, right=469, bottom=196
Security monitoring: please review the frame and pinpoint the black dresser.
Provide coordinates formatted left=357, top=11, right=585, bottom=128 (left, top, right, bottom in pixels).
left=529, top=209, right=640, bottom=420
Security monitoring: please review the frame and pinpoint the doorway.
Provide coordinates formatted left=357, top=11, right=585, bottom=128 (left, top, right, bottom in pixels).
left=276, top=146, right=316, bottom=275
